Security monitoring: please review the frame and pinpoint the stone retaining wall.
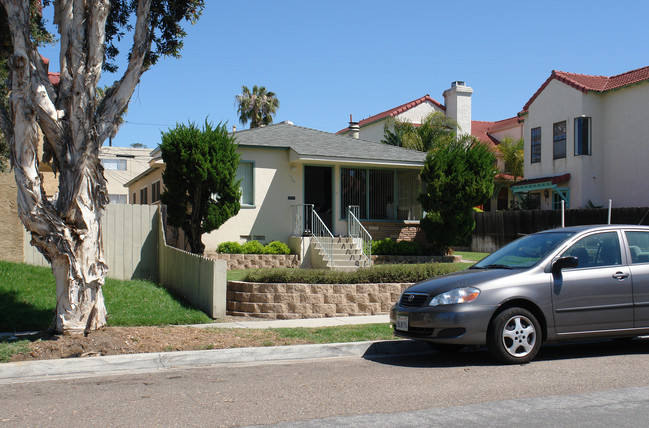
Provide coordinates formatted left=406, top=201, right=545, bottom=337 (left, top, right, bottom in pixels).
left=206, top=253, right=300, bottom=270
left=227, top=281, right=413, bottom=319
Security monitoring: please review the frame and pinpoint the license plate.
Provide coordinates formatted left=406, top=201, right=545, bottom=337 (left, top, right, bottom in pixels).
left=396, top=315, right=408, bottom=331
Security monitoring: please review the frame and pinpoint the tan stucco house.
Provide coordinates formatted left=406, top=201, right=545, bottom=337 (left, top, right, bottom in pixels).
left=515, top=66, right=649, bottom=210
left=126, top=121, right=427, bottom=255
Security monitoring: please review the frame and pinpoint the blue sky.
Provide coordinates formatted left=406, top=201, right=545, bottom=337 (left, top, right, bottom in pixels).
left=38, top=0, right=648, bottom=148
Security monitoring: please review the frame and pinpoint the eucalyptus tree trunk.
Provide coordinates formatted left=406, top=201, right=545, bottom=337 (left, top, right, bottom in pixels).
left=0, top=0, right=152, bottom=333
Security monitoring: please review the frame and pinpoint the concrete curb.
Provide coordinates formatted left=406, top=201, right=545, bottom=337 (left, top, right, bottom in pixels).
left=0, top=339, right=429, bottom=384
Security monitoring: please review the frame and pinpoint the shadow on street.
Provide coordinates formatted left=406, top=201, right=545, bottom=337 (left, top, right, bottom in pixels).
left=365, top=336, right=649, bottom=368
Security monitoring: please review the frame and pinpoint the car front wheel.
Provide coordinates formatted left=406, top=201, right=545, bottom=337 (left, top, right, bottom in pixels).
left=488, top=307, right=541, bottom=364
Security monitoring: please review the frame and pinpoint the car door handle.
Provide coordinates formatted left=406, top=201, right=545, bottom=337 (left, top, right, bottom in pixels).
left=612, top=272, right=629, bottom=280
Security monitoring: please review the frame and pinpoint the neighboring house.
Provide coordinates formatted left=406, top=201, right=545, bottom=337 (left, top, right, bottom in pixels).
left=338, top=81, right=523, bottom=211
left=99, top=146, right=152, bottom=204
left=514, top=66, right=649, bottom=210
left=124, top=147, right=165, bottom=206
left=126, top=121, right=427, bottom=254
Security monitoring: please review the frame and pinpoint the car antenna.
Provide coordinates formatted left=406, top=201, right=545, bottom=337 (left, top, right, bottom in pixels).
left=639, top=210, right=649, bottom=225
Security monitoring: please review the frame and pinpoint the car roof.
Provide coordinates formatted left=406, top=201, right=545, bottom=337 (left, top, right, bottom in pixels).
left=536, top=224, right=649, bottom=234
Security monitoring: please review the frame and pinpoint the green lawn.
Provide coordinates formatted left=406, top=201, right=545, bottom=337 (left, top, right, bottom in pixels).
left=453, top=251, right=489, bottom=262
left=1, top=256, right=484, bottom=333
left=0, top=261, right=212, bottom=332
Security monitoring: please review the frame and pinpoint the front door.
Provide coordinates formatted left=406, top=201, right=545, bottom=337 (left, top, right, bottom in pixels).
left=304, top=166, right=333, bottom=233
left=552, top=231, right=633, bottom=333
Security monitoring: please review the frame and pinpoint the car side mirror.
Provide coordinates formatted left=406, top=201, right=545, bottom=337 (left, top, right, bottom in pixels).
left=552, top=256, right=578, bottom=273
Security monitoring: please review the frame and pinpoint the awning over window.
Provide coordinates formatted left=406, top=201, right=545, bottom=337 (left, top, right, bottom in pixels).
left=511, top=173, right=570, bottom=193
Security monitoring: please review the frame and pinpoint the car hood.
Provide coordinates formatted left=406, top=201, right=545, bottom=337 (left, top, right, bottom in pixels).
left=404, top=267, right=525, bottom=295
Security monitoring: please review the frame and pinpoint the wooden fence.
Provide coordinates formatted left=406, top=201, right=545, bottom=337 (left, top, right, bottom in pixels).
left=24, top=204, right=160, bottom=281
left=22, top=204, right=227, bottom=318
left=472, top=207, right=649, bottom=252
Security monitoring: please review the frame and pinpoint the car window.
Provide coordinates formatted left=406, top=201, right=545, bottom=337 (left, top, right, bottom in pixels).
left=625, top=231, right=649, bottom=264
left=474, top=232, right=575, bottom=269
left=560, top=232, right=621, bottom=268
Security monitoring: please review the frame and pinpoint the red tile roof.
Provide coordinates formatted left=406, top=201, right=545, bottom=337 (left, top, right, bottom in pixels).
left=337, top=94, right=445, bottom=134
left=523, top=66, right=649, bottom=111
left=471, top=116, right=522, bottom=148
left=471, top=120, right=496, bottom=146
left=48, top=72, right=60, bottom=85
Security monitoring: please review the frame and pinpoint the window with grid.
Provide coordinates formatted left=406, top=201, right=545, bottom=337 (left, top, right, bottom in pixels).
left=553, top=121, right=566, bottom=159
left=341, top=168, right=421, bottom=221
left=531, top=127, right=541, bottom=163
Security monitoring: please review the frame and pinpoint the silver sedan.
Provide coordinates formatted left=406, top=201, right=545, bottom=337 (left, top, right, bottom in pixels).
left=391, top=225, right=649, bottom=363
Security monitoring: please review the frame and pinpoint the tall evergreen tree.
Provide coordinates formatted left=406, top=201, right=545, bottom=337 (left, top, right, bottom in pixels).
left=161, top=120, right=241, bottom=255
left=419, top=135, right=498, bottom=253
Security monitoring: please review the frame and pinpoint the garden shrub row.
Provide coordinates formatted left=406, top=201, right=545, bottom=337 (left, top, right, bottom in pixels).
left=217, top=240, right=291, bottom=255
left=240, top=263, right=465, bottom=284
left=371, top=238, right=423, bottom=256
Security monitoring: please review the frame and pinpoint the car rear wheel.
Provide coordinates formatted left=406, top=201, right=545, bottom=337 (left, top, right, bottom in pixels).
left=488, top=307, right=541, bottom=364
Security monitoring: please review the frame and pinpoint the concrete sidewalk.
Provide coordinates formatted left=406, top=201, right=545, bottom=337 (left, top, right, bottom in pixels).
left=188, top=314, right=390, bottom=329
left=0, top=315, right=430, bottom=385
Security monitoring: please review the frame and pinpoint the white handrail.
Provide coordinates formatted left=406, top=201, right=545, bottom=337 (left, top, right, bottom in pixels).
left=347, top=206, right=372, bottom=266
left=292, top=204, right=335, bottom=267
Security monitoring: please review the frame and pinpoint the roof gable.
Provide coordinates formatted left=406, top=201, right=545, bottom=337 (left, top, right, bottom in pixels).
left=337, top=95, right=445, bottom=134
left=471, top=116, right=522, bottom=147
left=523, top=66, right=649, bottom=111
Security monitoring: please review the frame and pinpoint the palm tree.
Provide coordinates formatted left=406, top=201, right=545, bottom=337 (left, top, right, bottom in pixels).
left=235, top=85, right=280, bottom=129
left=496, top=136, right=524, bottom=180
left=381, top=112, right=457, bottom=152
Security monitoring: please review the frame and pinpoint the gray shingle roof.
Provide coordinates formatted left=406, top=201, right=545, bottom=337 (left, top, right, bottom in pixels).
left=233, top=122, right=425, bottom=165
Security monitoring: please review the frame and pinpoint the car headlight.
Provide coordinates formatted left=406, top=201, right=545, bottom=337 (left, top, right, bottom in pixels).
left=429, top=287, right=480, bottom=306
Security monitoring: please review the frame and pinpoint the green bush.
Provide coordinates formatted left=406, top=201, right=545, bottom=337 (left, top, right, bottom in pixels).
left=217, top=241, right=243, bottom=254
left=240, top=263, right=464, bottom=284
left=218, top=240, right=292, bottom=255
left=242, top=240, right=267, bottom=254
left=265, top=241, right=291, bottom=255
left=372, top=238, right=423, bottom=256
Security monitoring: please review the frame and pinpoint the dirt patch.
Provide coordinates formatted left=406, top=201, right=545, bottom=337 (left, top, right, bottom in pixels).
left=9, top=325, right=313, bottom=362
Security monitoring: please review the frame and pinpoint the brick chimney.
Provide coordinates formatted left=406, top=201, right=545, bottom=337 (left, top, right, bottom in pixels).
left=443, top=81, right=473, bottom=136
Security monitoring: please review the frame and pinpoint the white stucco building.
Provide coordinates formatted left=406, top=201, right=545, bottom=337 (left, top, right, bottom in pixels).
left=514, top=66, right=649, bottom=210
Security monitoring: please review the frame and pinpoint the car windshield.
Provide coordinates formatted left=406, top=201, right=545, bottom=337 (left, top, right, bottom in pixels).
left=473, top=231, right=576, bottom=269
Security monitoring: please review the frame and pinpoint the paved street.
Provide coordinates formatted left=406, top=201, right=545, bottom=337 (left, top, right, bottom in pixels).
left=3, top=338, right=649, bottom=426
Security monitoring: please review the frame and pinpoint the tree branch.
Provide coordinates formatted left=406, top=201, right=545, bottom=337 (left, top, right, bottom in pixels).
left=95, top=0, right=152, bottom=145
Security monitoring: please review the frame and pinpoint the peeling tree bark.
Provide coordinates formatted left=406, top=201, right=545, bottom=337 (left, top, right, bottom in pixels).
left=1, top=0, right=152, bottom=334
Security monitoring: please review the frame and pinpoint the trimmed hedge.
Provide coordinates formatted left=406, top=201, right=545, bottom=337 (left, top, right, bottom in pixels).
left=240, top=262, right=465, bottom=284
left=371, top=238, right=423, bottom=256
left=217, top=240, right=291, bottom=255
